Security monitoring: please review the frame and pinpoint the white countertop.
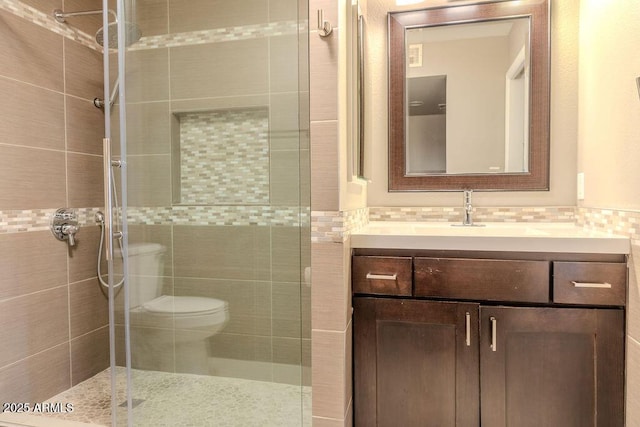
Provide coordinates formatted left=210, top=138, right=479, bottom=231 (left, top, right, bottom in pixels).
left=350, top=222, right=630, bottom=254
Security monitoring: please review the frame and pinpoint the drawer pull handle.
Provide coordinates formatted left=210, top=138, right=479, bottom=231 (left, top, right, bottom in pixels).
left=571, top=281, right=612, bottom=289
left=465, top=312, right=471, bottom=347
left=490, top=316, right=497, bottom=352
left=365, top=273, right=397, bottom=281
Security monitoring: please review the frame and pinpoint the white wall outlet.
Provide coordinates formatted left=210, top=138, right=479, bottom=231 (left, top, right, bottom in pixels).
left=577, top=172, right=585, bottom=200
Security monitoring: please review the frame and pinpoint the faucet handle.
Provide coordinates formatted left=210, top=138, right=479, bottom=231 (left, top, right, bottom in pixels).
left=51, top=208, right=80, bottom=247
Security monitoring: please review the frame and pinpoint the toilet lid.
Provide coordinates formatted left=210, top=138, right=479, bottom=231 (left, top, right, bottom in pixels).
left=142, top=295, right=226, bottom=315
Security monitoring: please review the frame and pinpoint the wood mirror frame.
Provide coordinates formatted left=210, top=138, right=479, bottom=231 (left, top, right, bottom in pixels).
left=388, top=0, right=550, bottom=191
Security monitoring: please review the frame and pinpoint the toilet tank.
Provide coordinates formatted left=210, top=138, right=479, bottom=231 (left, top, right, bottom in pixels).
left=125, top=243, right=166, bottom=308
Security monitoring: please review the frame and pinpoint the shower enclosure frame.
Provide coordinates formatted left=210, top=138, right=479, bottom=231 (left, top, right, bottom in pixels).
left=98, top=0, right=310, bottom=425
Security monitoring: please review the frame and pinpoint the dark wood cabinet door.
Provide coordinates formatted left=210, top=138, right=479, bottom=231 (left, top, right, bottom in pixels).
left=480, top=306, right=624, bottom=427
left=353, top=297, right=480, bottom=427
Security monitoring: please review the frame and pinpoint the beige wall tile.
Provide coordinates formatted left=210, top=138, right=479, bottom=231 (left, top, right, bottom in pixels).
left=170, top=95, right=269, bottom=113
left=270, top=92, right=302, bottom=151
left=61, top=0, right=103, bottom=37
left=628, top=245, right=640, bottom=341
left=170, top=39, right=268, bottom=100
left=0, top=343, right=70, bottom=403
left=312, top=416, right=347, bottom=427
left=130, top=326, right=175, bottom=372
left=66, top=96, right=105, bottom=155
left=273, top=337, right=302, bottom=365
left=310, top=121, right=339, bottom=211
left=0, top=10, right=63, bottom=91
left=311, top=242, right=350, bottom=332
left=270, top=35, right=299, bottom=93
left=168, top=0, right=268, bottom=33
left=270, top=0, right=299, bottom=21
left=173, top=225, right=271, bottom=281
left=0, top=231, right=67, bottom=300
left=70, top=278, right=109, bottom=339
left=67, top=152, right=104, bottom=208
left=309, top=27, right=338, bottom=121
left=0, top=286, right=69, bottom=367
left=126, top=48, right=170, bottom=103
left=272, top=226, right=301, bottom=283
left=0, top=77, right=65, bottom=150
left=627, top=337, right=640, bottom=426
left=69, top=225, right=101, bottom=283
left=312, top=329, right=347, bottom=419
left=128, top=224, right=174, bottom=277
left=126, top=154, right=172, bottom=207
left=0, top=145, right=66, bottom=210
left=135, top=0, right=169, bottom=37
left=64, top=39, right=103, bottom=101
left=270, top=149, right=300, bottom=206
left=21, top=0, right=62, bottom=15
left=344, top=321, right=353, bottom=419
left=301, top=148, right=311, bottom=208
left=70, top=326, right=109, bottom=385
left=207, top=332, right=272, bottom=362
left=273, top=282, right=302, bottom=338
left=114, top=101, right=172, bottom=155
left=175, top=278, right=272, bottom=336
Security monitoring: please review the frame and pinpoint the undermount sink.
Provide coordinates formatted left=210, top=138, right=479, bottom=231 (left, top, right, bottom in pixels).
left=350, top=221, right=630, bottom=254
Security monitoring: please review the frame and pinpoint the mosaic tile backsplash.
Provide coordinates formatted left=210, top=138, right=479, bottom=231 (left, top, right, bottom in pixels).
left=178, top=109, right=270, bottom=205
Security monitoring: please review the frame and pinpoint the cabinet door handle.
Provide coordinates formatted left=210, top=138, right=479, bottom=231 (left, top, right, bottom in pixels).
left=490, top=316, right=497, bottom=352
left=571, top=281, right=612, bottom=289
left=365, top=273, right=397, bottom=281
left=465, top=312, right=471, bottom=346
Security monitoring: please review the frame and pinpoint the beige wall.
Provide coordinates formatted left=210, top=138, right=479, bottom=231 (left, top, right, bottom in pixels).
left=365, top=0, right=578, bottom=207
left=0, top=1, right=109, bottom=402
left=576, top=1, right=640, bottom=425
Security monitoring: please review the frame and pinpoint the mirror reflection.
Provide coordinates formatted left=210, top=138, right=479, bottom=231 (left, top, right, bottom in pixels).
left=405, top=18, right=531, bottom=175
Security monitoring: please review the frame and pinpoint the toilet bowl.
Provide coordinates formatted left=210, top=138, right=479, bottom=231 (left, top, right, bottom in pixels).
left=123, top=243, right=229, bottom=373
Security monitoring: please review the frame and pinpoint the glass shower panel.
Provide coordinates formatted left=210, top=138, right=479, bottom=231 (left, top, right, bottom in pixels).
left=120, top=0, right=310, bottom=425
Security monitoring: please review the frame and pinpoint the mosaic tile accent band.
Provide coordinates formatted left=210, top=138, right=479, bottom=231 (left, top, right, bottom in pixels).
left=179, top=109, right=270, bottom=205
left=369, top=206, right=576, bottom=223
left=128, top=206, right=309, bottom=227
left=311, top=208, right=369, bottom=243
left=1, top=0, right=98, bottom=50
left=130, top=21, right=302, bottom=51
left=577, top=206, right=640, bottom=246
left=0, top=208, right=101, bottom=234
left=0, top=206, right=309, bottom=234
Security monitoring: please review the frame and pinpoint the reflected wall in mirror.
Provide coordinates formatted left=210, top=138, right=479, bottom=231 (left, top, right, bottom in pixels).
left=389, top=0, right=550, bottom=191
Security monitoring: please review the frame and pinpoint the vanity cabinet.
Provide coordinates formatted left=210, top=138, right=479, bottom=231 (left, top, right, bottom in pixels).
left=352, top=251, right=626, bottom=427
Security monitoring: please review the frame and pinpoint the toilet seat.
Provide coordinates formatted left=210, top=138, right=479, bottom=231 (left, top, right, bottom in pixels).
left=142, top=295, right=226, bottom=316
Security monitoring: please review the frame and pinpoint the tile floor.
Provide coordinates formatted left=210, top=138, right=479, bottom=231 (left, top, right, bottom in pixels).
left=3, top=368, right=311, bottom=427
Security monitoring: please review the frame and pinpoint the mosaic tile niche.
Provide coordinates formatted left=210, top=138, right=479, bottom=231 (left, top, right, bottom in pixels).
left=176, top=108, right=270, bottom=205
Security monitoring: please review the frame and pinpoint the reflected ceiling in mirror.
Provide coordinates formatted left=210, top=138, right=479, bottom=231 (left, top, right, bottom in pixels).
left=389, top=0, right=550, bottom=191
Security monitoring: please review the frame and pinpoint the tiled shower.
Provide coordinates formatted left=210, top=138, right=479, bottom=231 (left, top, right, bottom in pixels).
left=0, top=0, right=310, bottom=425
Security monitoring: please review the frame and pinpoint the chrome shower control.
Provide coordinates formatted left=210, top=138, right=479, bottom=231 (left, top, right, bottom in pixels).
left=51, top=208, right=80, bottom=247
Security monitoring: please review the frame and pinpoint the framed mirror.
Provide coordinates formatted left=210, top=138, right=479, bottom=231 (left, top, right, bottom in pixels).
left=388, top=0, right=550, bottom=191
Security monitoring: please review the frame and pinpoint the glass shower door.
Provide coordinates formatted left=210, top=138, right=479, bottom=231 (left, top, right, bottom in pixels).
left=115, top=0, right=310, bottom=425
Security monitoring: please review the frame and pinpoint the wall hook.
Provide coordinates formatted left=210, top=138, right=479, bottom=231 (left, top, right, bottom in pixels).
left=317, top=9, right=333, bottom=37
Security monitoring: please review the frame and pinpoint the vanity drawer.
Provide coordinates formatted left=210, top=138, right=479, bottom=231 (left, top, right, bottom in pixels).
left=553, top=262, right=627, bottom=306
left=414, top=257, right=550, bottom=303
left=352, top=256, right=412, bottom=296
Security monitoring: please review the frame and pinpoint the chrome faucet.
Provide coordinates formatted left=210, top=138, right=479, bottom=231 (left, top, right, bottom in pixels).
left=463, top=190, right=474, bottom=226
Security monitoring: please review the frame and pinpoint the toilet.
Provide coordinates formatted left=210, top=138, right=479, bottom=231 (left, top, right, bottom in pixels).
left=124, top=243, right=229, bottom=374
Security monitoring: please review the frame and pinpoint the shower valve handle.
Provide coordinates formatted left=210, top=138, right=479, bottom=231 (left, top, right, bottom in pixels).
left=51, top=208, right=80, bottom=247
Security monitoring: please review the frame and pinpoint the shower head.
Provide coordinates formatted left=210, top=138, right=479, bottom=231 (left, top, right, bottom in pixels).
left=96, top=21, right=142, bottom=49
left=53, top=8, right=142, bottom=48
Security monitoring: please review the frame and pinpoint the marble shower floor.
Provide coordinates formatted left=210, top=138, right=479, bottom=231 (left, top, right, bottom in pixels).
left=1, top=368, right=311, bottom=427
